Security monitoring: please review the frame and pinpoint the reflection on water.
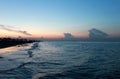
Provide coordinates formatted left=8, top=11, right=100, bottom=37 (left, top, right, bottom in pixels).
left=0, top=46, right=20, bottom=54
left=0, top=43, right=32, bottom=54
left=0, top=41, right=120, bottom=79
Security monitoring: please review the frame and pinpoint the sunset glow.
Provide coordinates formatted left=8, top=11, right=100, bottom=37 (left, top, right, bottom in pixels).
left=0, top=0, right=120, bottom=39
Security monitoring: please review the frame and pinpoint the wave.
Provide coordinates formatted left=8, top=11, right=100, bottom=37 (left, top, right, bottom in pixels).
left=0, top=42, right=120, bottom=79
left=27, top=42, right=40, bottom=58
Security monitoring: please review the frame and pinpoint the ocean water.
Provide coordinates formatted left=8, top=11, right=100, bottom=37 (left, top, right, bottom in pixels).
left=0, top=41, right=120, bottom=79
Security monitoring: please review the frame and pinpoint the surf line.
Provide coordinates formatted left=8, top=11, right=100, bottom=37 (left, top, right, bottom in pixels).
left=27, top=42, right=39, bottom=58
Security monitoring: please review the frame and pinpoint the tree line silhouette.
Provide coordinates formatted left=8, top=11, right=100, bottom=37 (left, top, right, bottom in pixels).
left=0, top=38, right=40, bottom=48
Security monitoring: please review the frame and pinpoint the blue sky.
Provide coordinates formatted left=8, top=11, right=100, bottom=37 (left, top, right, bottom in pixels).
left=0, top=0, right=120, bottom=38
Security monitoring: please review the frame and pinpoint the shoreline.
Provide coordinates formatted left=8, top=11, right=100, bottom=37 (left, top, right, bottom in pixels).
left=0, top=38, right=40, bottom=49
left=0, top=42, right=34, bottom=49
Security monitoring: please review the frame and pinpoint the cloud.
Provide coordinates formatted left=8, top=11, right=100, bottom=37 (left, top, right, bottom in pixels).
left=64, top=33, right=74, bottom=39
left=89, top=28, right=108, bottom=39
left=0, top=24, right=32, bottom=36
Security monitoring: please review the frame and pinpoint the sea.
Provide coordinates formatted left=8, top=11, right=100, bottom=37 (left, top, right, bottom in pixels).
left=0, top=41, right=120, bottom=79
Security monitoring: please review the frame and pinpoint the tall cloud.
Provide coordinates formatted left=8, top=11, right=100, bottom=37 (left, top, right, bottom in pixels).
left=64, top=33, right=74, bottom=39
left=0, top=24, right=32, bottom=36
left=89, top=28, right=108, bottom=39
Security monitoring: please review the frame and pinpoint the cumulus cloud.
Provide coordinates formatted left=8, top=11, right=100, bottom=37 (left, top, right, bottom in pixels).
left=89, top=28, right=108, bottom=39
left=64, top=33, right=74, bottom=39
left=0, top=24, right=32, bottom=36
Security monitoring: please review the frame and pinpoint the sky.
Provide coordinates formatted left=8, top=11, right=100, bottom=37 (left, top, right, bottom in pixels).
left=0, top=0, right=120, bottom=39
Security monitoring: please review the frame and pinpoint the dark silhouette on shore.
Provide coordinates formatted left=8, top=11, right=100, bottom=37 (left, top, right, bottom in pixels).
left=0, top=38, right=40, bottom=49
